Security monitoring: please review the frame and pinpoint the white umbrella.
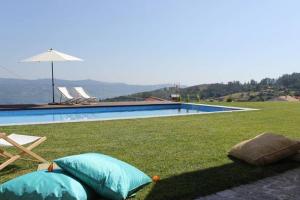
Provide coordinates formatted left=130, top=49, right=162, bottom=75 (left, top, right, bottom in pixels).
left=22, top=48, right=83, bottom=104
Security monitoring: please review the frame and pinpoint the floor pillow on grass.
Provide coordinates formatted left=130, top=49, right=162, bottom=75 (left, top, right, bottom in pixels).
left=55, top=153, right=152, bottom=200
left=0, top=169, right=93, bottom=200
left=228, top=133, right=300, bottom=165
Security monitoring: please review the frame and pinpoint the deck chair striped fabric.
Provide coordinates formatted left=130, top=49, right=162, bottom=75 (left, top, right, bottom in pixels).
left=0, top=133, right=47, bottom=170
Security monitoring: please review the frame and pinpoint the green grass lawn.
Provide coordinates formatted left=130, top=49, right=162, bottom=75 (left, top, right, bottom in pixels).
left=0, top=102, right=300, bottom=200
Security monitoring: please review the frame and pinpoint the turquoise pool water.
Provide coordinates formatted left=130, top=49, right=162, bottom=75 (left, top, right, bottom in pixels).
left=0, top=103, right=246, bottom=126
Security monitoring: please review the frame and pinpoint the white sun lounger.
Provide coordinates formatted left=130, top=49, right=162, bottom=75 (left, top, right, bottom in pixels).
left=74, top=87, right=97, bottom=102
left=57, top=87, right=80, bottom=104
left=0, top=133, right=47, bottom=170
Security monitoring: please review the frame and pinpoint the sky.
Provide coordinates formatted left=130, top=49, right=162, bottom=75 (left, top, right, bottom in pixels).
left=0, top=0, right=300, bottom=86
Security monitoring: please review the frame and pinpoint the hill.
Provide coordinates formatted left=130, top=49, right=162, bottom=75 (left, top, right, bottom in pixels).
left=0, top=78, right=171, bottom=104
left=106, top=73, right=300, bottom=102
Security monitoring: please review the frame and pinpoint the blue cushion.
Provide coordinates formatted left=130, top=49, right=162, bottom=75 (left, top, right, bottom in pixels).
left=0, top=169, right=93, bottom=200
left=55, top=153, right=152, bottom=200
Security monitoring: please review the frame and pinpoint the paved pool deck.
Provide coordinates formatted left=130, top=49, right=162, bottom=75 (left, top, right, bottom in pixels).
left=195, top=168, right=300, bottom=200
left=0, top=100, right=177, bottom=110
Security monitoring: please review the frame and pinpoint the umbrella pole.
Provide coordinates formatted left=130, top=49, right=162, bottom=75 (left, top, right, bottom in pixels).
left=51, top=61, right=55, bottom=103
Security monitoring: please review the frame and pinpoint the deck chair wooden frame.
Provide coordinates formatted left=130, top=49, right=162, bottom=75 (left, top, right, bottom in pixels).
left=0, top=132, right=47, bottom=171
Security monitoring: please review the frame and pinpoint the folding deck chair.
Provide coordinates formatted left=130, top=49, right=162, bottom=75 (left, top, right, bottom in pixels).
left=74, top=87, right=97, bottom=103
left=0, top=133, right=47, bottom=170
left=57, top=87, right=80, bottom=104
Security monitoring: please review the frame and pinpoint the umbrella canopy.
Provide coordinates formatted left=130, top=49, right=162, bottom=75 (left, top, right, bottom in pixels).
left=22, top=49, right=83, bottom=62
left=22, top=48, right=83, bottom=103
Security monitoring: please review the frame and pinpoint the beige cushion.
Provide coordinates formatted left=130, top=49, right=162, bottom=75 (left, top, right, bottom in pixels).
left=229, top=133, right=300, bottom=165
left=37, top=162, right=60, bottom=171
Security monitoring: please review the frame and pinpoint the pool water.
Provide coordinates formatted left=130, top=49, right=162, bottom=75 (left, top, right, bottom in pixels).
left=0, top=103, right=246, bottom=126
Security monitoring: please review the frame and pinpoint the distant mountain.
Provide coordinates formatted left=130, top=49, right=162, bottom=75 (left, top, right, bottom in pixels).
left=0, top=78, right=171, bottom=104
left=107, top=73, right=300, bottom=102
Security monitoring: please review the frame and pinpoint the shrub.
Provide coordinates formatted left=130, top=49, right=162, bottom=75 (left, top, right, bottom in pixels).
left=226, top=97, right=233, bottom=102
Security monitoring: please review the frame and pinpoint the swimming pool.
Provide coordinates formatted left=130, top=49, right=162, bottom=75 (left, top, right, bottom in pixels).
left=0, top=103, right=254, bottom=126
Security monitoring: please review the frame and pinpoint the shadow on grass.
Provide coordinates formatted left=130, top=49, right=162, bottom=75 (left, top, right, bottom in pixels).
left=0, top=165, right=21, bottom=175
left=144, top=160, right=300, bottom=200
